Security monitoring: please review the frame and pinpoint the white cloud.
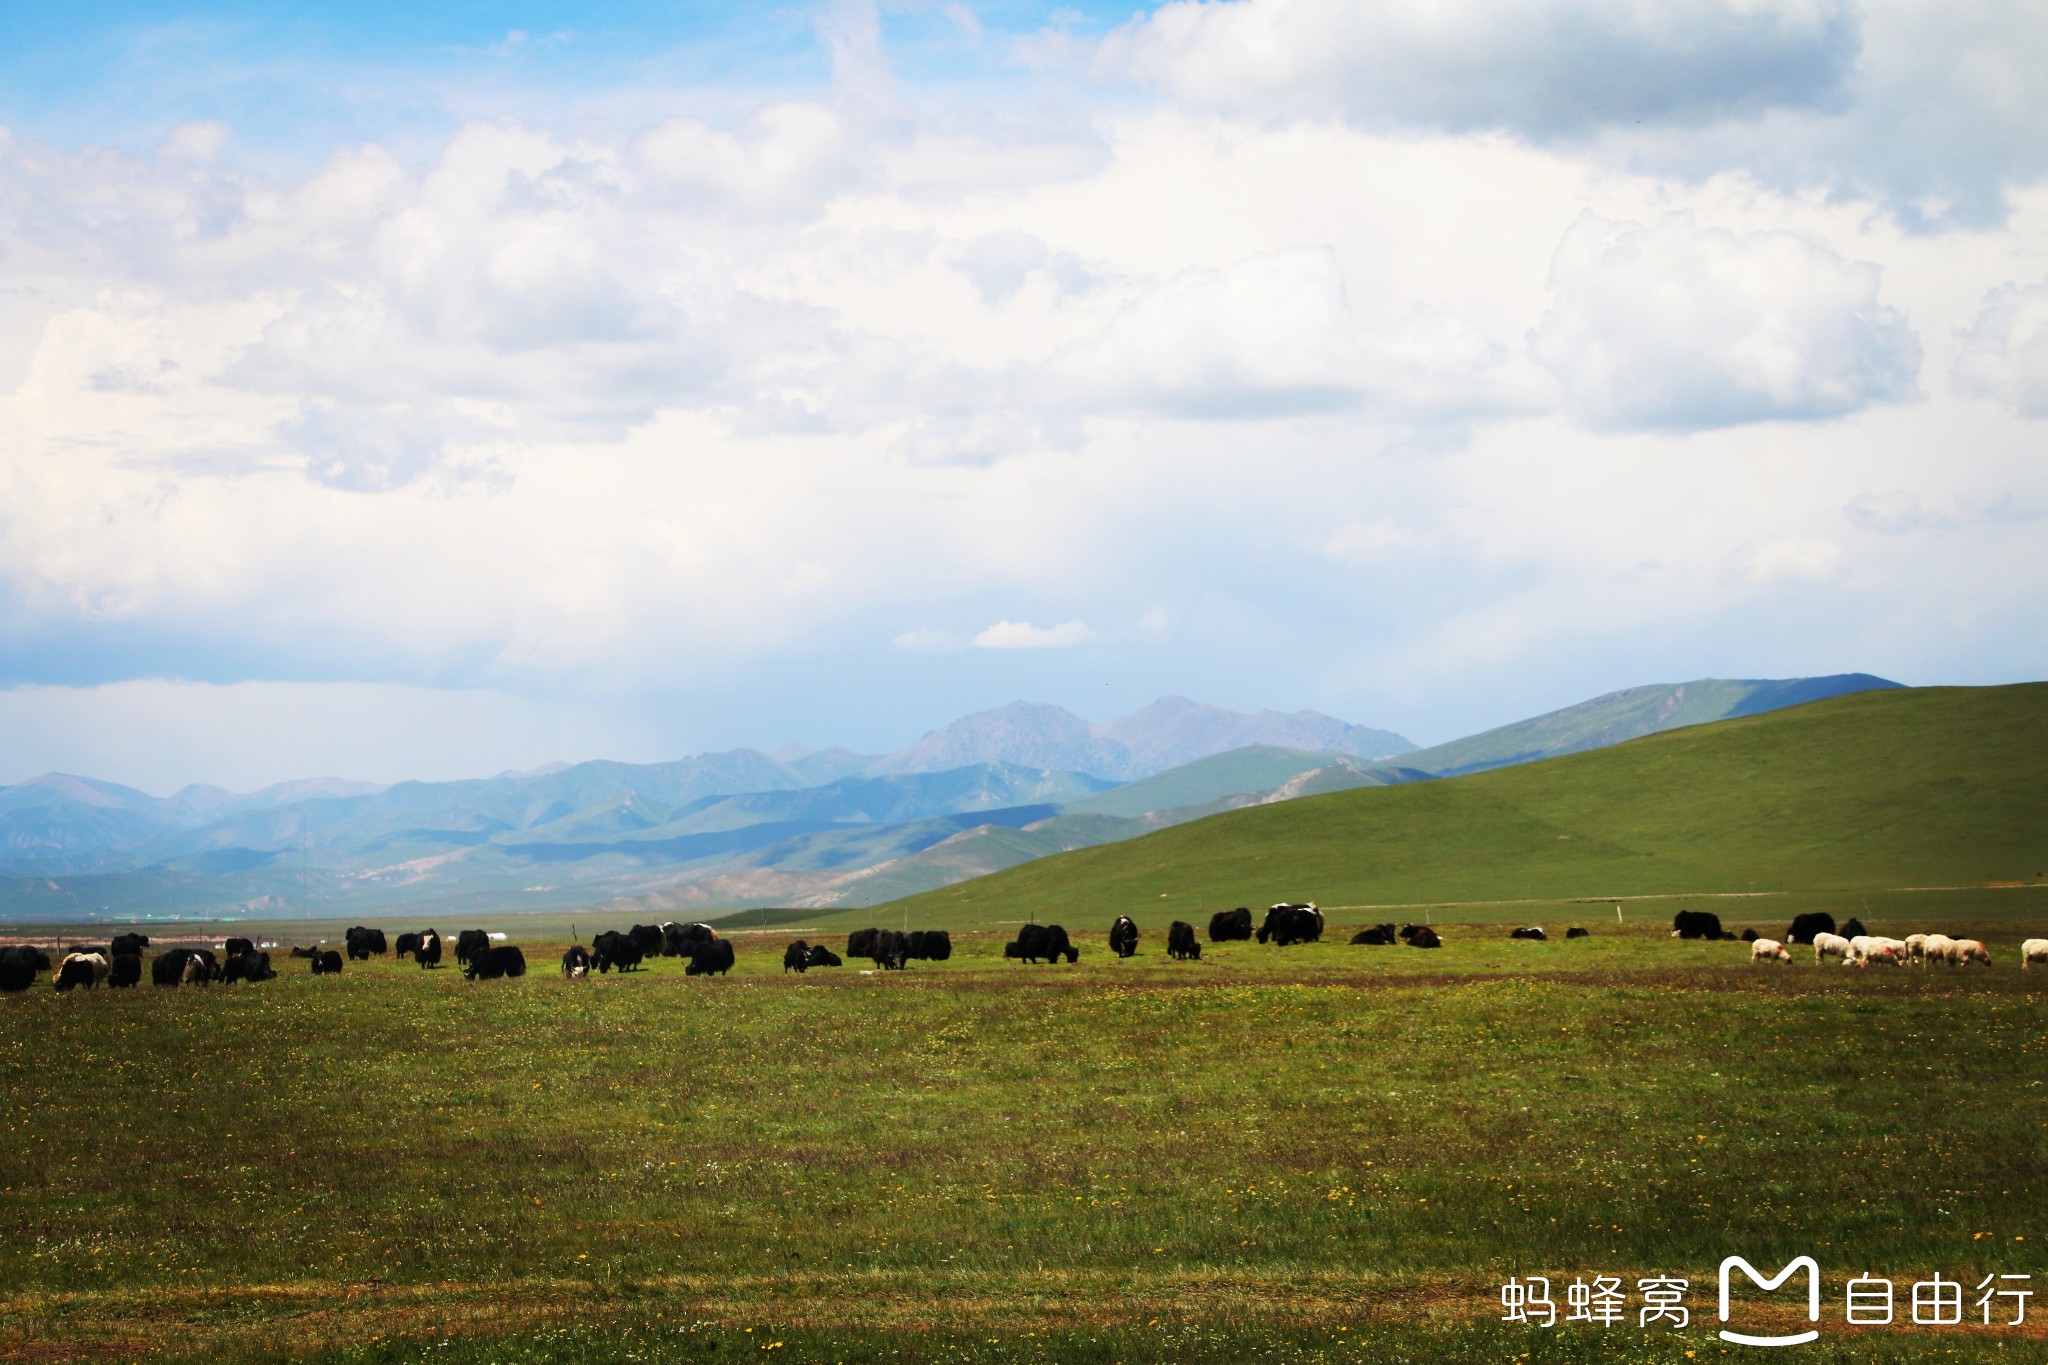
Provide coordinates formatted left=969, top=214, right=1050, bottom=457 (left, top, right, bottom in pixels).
left=972, top=619, right=1094, bottom=649
left=1099, top=0, right=1856, bottom=136
left=1952, top=282, right=2048, bottom=417
left=892, top=628, right=965, bottom=653
left=1532, top=213, right=1921, bottom=431
left=1323, top=520, right=1435, bottom=564
left=1738, top=536, right=1846, bottom=585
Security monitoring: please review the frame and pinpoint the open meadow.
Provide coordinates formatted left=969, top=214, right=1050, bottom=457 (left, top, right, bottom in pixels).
left=4, top=908, right=2048, bottom=1362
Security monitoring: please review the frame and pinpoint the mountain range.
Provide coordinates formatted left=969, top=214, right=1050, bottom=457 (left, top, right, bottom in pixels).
left=0, top=674, right=1901, bottom=921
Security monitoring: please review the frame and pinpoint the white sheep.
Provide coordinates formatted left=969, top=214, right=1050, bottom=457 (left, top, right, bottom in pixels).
left=1904, top=933, right=1928, bottom=962
left=1813, top=932, right=1854, bottom=965
left=2020, top=939, right=2048, bottom=970
left=1850, top=935, right=1902, bottom=966
left=1952, top=938, right=1992, bottom=967
left=1920, top=933, right=1958, bottom=967
left=1750, top=938, right=1791, bottom=964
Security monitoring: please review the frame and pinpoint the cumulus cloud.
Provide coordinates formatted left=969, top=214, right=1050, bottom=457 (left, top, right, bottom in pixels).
left=972, top=619, right=1094, bottom=649
left=1060, top=247, right=1539, bottom=421
left=1100, top=0, right=1857, bottom=136
left=1952, top=282, right=2048, bottom=417
left=1532, top=214, right=1920, bottom=431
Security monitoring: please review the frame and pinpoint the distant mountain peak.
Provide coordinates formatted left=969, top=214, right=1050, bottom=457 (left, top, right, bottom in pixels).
left=868, top=697, right=1412, bottom=781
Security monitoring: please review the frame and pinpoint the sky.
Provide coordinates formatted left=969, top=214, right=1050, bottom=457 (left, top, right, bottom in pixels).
left=1, top=0, right=2044, bottom=794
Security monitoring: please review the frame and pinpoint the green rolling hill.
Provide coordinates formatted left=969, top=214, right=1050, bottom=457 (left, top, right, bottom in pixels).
left=854, top=683, right=2047, bottom=929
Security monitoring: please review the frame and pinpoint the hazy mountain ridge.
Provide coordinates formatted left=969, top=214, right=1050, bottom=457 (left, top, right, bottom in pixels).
left=0, top=675, right=1906, bottom=919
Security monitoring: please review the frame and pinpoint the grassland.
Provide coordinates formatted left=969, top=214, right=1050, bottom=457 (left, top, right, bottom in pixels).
left=4, top=912, right=2048, bottom=1362
left=870, top=683, right=2048, bottom=931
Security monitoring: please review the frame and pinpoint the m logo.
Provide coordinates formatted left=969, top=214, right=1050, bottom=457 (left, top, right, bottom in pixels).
left=1719, top=1255, right=1821, bottom=1346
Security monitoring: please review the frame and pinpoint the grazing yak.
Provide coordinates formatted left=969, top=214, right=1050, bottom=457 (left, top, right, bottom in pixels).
left=1401, top=924, right=1443, bottom=949
left=1839, top=917, right=1868, bottom=940
left=1257, top=903, right=1324, bottom=946
left=1565, top=927, right=1590, bottom=939
left=311, top=950, right=344, bottom=976
left=1671, top=910, right=1730, bottom=940
left=152, top=950, right=192, bottom=986
left=560, top=945, right=591, bottom=979
left=222, top=951, right=275, bottom=984
left=394, top=932, right=420, bottom=961
left=108, top=953, right=142, bottom=988
left=1167, top=921, right=1202, bottom=960
left=591, top=931, right=643, bottom=973
left=464, top=945, right=527, bottom=980
left=784, top=940, right=813, bottom=973
left=1108, top=917, right=1139, bottom=959
left=2021, top=939, right=2048, bottom=970
left=1785, top=912, right=1837, bottom=945
left=662, top=922, right=717, bottom=957
left=1750, top=938, right=1792, bottom=964
left=685, top=939, right=735, bottom=977
left=804, top=945, right=842, bottom=969
left=1350, top=924, right=1397, bottom=946
left=1208, top=908, right=1254, bottom=942
left=289, top=945, right=317, bottom=959
left=55, top=952, right=107, bottom=990
left=0, top=957, right=32, bottom=992
left=1510, top=926, right=1548, bottom=941
left=1005, top=923, right=1078, bottom=964
left=846, top=927, right=911, bottom=969
left=109, top=933, right=149, bottom=957
left=907, top=930, right=953, bottom=962
left=455, top=930, right=491, bottom=968
left=345, top=926, right=387, bottom=959
left=628, top=924, right=667, bottom=958
left=224, top=937, right=255, bottom=957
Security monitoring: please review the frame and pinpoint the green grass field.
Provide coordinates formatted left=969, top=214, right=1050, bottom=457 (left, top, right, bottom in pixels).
left=4, top=914, right=2048, bottom=1362
left=866, top=683, right=2047, bottom=931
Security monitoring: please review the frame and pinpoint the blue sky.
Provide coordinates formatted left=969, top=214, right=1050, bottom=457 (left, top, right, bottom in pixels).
left=1, top=0, right=2045, bottom=791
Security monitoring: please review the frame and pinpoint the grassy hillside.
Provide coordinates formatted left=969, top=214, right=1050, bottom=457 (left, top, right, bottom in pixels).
left=867, top=683, right=2046, bottom=928
left=1062, top=745, right=1386, bottom=818
left=1398, top=672, right=1901, bottom=776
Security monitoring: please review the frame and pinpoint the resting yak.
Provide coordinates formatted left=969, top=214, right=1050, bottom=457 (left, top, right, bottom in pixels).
left=1167, top=920, right=1202, bottom=961
left=1108, top=916, right=1139, bottom=959
left=1004, top=923, right=1078, bottom=964
left=1566, top=927, right=1591, bottom=940
left=311, top=950, right=344, bottom=976
left=1509, top=926, right=1548, bottom=941
left=1350, top=923, right=1398, bottom=945
left=222, top=951, right=275, bottom=983
left=1208, top=908, right=1254, bottom=942
left=1400, top=924, right=1442, bottom=949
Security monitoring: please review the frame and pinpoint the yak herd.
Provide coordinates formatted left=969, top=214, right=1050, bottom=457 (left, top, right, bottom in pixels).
left=4, top=901, right=2037, bottom=995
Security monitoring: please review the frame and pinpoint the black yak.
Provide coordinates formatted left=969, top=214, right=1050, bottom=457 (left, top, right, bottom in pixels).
left=663, top=922, right=716, bottom=956
left=1510, top=926, right=1548, bottom=941
left=464, top=945, right=527, bottom=980
left=108, top=953, right=142, bottom=988
left=1785, top=912, right=1837, bottom=945
left=561, top=945, right=591, bottom=979
left=685, top=939, right=735, bottom=976
left=1209, top=908, right=1254, bottom=942
left=345, top=926, right=387, bottom=959
left=804, top=945, right=842, bottom=968
left=1671, top=910, right=1725, bottom=941
left=1108, top=916, right=1139, bottom=959
left=1566, top=927, right=1590, bottom=940
left=311, top=950, right=344, bottom=976
left=455, top=930, right=491, bottom=968
left=1402, top=925, right=1442, bottom=948
left=1167, top=920, right=1202, bottom=960
left=1350, top=923, right=1397, bottom=945
left=1256, top=903, right=1323, bottom=946
left=784, top=940, right=812, bottom=973
left=1004, top=923, right=1077, bottom=964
